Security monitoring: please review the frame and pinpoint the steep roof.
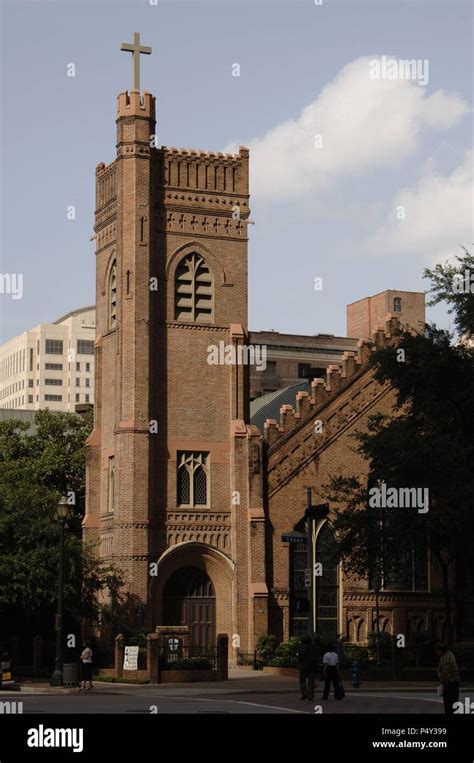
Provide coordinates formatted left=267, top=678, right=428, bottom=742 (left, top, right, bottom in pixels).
left=250, top=381, right=312, bottom=433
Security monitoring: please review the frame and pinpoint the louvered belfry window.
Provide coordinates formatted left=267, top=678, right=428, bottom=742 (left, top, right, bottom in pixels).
left=109, top=260, right=117, bottom=329
left=177, top=452, right=209, bottom=507
left=175, top=253, right=213, bottom=322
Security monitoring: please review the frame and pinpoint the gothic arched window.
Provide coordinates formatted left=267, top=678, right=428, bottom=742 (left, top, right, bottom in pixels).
left=177, top=452, right=209, bottom=507
left=108, top=260, right=117, bottom=329
left=107, top=456, right=115, bottom=514
left=289, top=518, right=339, bottom=640
left=174, top=253, right=213, bottom=322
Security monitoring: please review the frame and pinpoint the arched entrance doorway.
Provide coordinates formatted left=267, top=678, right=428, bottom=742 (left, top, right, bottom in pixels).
left=163, top=566, right=216, bottom=646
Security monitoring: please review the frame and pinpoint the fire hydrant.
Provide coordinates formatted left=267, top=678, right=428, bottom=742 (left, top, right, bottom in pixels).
left=351, top=660, right=361, bottom=688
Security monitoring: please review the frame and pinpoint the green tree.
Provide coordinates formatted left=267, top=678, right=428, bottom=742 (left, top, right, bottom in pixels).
left=424, top=245, right=474, bottom=337
left=366, top=325, right=474, bottom=647
left=0, top=409, right=122, bottom=640
left=323, top=475, right=420, bottom=662
left=325, top=319, right=474, bottom=648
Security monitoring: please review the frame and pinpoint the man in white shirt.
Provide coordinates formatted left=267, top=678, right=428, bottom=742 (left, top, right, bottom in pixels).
left=322, top=647, right=341, bottom=699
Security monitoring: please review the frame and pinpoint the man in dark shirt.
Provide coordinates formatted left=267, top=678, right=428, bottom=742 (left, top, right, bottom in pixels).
left=436, top=643, right=460, bottom=715
left=297, top=636, right=320, bottom=701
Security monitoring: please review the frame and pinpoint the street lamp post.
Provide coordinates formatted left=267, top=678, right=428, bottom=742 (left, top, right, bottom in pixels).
left=306, top=488, right=314, bottom=638
left=305, top=489, right=329, bottom=640
left=50, top=496, right=69, bottom=687
left=373, top=575, right=382, bottom=670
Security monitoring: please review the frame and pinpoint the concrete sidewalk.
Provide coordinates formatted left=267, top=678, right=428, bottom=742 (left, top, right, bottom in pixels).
left=8, top=670, right=474, bottom=696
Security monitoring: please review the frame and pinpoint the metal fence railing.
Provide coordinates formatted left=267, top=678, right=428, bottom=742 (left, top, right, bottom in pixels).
left=156, top=644, right=217, bottom=671
left=236, top=651, right=261, bottom=669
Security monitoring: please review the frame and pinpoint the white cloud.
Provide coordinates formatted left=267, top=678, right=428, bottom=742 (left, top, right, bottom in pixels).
left=240, top=56, right=469, bottom=202
left=366, top=150, right=473, bottom=263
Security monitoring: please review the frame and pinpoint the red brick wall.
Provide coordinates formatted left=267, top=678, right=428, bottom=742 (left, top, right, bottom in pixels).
left=347, top=291, right=425, bottom=340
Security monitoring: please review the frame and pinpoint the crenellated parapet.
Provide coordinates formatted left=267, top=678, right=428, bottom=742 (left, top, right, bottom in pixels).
left=157, top=145, right=249, bottom=197
left=152, top=146, right=250, bottom=241
left=264, top=319, right=402, bottom=455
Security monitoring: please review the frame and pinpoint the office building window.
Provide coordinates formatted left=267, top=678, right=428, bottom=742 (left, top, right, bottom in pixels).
left=45, top=339, right=63, bottom=355
left=77, top=339, right=94, bottom=355
left=298, top=363, right=326, bottom=380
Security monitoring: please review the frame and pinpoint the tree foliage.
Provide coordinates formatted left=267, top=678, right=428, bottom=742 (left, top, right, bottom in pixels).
left=424, top=245, right=474, bottom=337
left=0, top=409, right=122, bottom=636
left=324, top=263, right=474, bottom=645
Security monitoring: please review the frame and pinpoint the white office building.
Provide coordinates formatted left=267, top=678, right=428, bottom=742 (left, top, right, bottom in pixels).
left=0, top=306, right=96, bottom=412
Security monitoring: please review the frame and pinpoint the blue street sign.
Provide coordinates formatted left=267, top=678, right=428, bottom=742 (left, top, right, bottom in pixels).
left=281, top=532, right=306, bottom=544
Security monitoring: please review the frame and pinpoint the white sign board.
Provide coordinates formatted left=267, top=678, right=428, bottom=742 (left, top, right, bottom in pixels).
left=123, top=646, right=139, bottom=671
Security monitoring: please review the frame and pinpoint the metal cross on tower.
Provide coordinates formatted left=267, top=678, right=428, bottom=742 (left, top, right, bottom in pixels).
left=120, top=32, right=152, bottom=92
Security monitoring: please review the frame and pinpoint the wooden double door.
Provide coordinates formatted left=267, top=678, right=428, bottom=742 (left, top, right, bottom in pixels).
left=163, top=566, right=216, bottom=647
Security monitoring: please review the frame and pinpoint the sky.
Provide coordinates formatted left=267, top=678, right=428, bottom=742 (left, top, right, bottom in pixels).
left=0, top=0, right=472, bottom=343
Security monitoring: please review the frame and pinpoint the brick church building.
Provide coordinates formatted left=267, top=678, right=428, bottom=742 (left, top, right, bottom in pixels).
left=84, top=56, right=453, bottom=654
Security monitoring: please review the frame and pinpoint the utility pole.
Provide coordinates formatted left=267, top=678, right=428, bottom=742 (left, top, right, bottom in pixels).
left=50, top=497, right=70, bottom=687
left=306, top=487, right=314, bottom=638
left=305, top=489, right=329, bottom=639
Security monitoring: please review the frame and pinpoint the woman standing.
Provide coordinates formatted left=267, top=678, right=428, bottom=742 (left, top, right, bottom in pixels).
left=79, top=641, right=94, bottom=692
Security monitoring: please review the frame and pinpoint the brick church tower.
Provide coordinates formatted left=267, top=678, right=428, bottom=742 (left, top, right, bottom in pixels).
left=84, top=45, right=267, bottom=651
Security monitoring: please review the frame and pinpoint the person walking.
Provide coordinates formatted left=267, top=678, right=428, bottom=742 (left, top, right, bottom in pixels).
left=297, top=636, right=319, bottom=701
left=436, top=643, right=460, bottom=715
left=322, top=644, right=343, bottom=700
left=79, top=640, right=94, bottom=692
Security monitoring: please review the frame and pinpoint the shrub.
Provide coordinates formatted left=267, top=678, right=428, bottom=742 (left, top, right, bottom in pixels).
left=164, top=657, right=213, bottom=671
left=264, top=637, right=303, bottom=668
left=367, top=631, right=393, bottom=663
left=275, top=636, right=302, bottom=660
left=339, top=645, right=370, bottom=669
left=255, top=634, right=277, bottom=663
left=267, top=656, right=298, bottom=668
